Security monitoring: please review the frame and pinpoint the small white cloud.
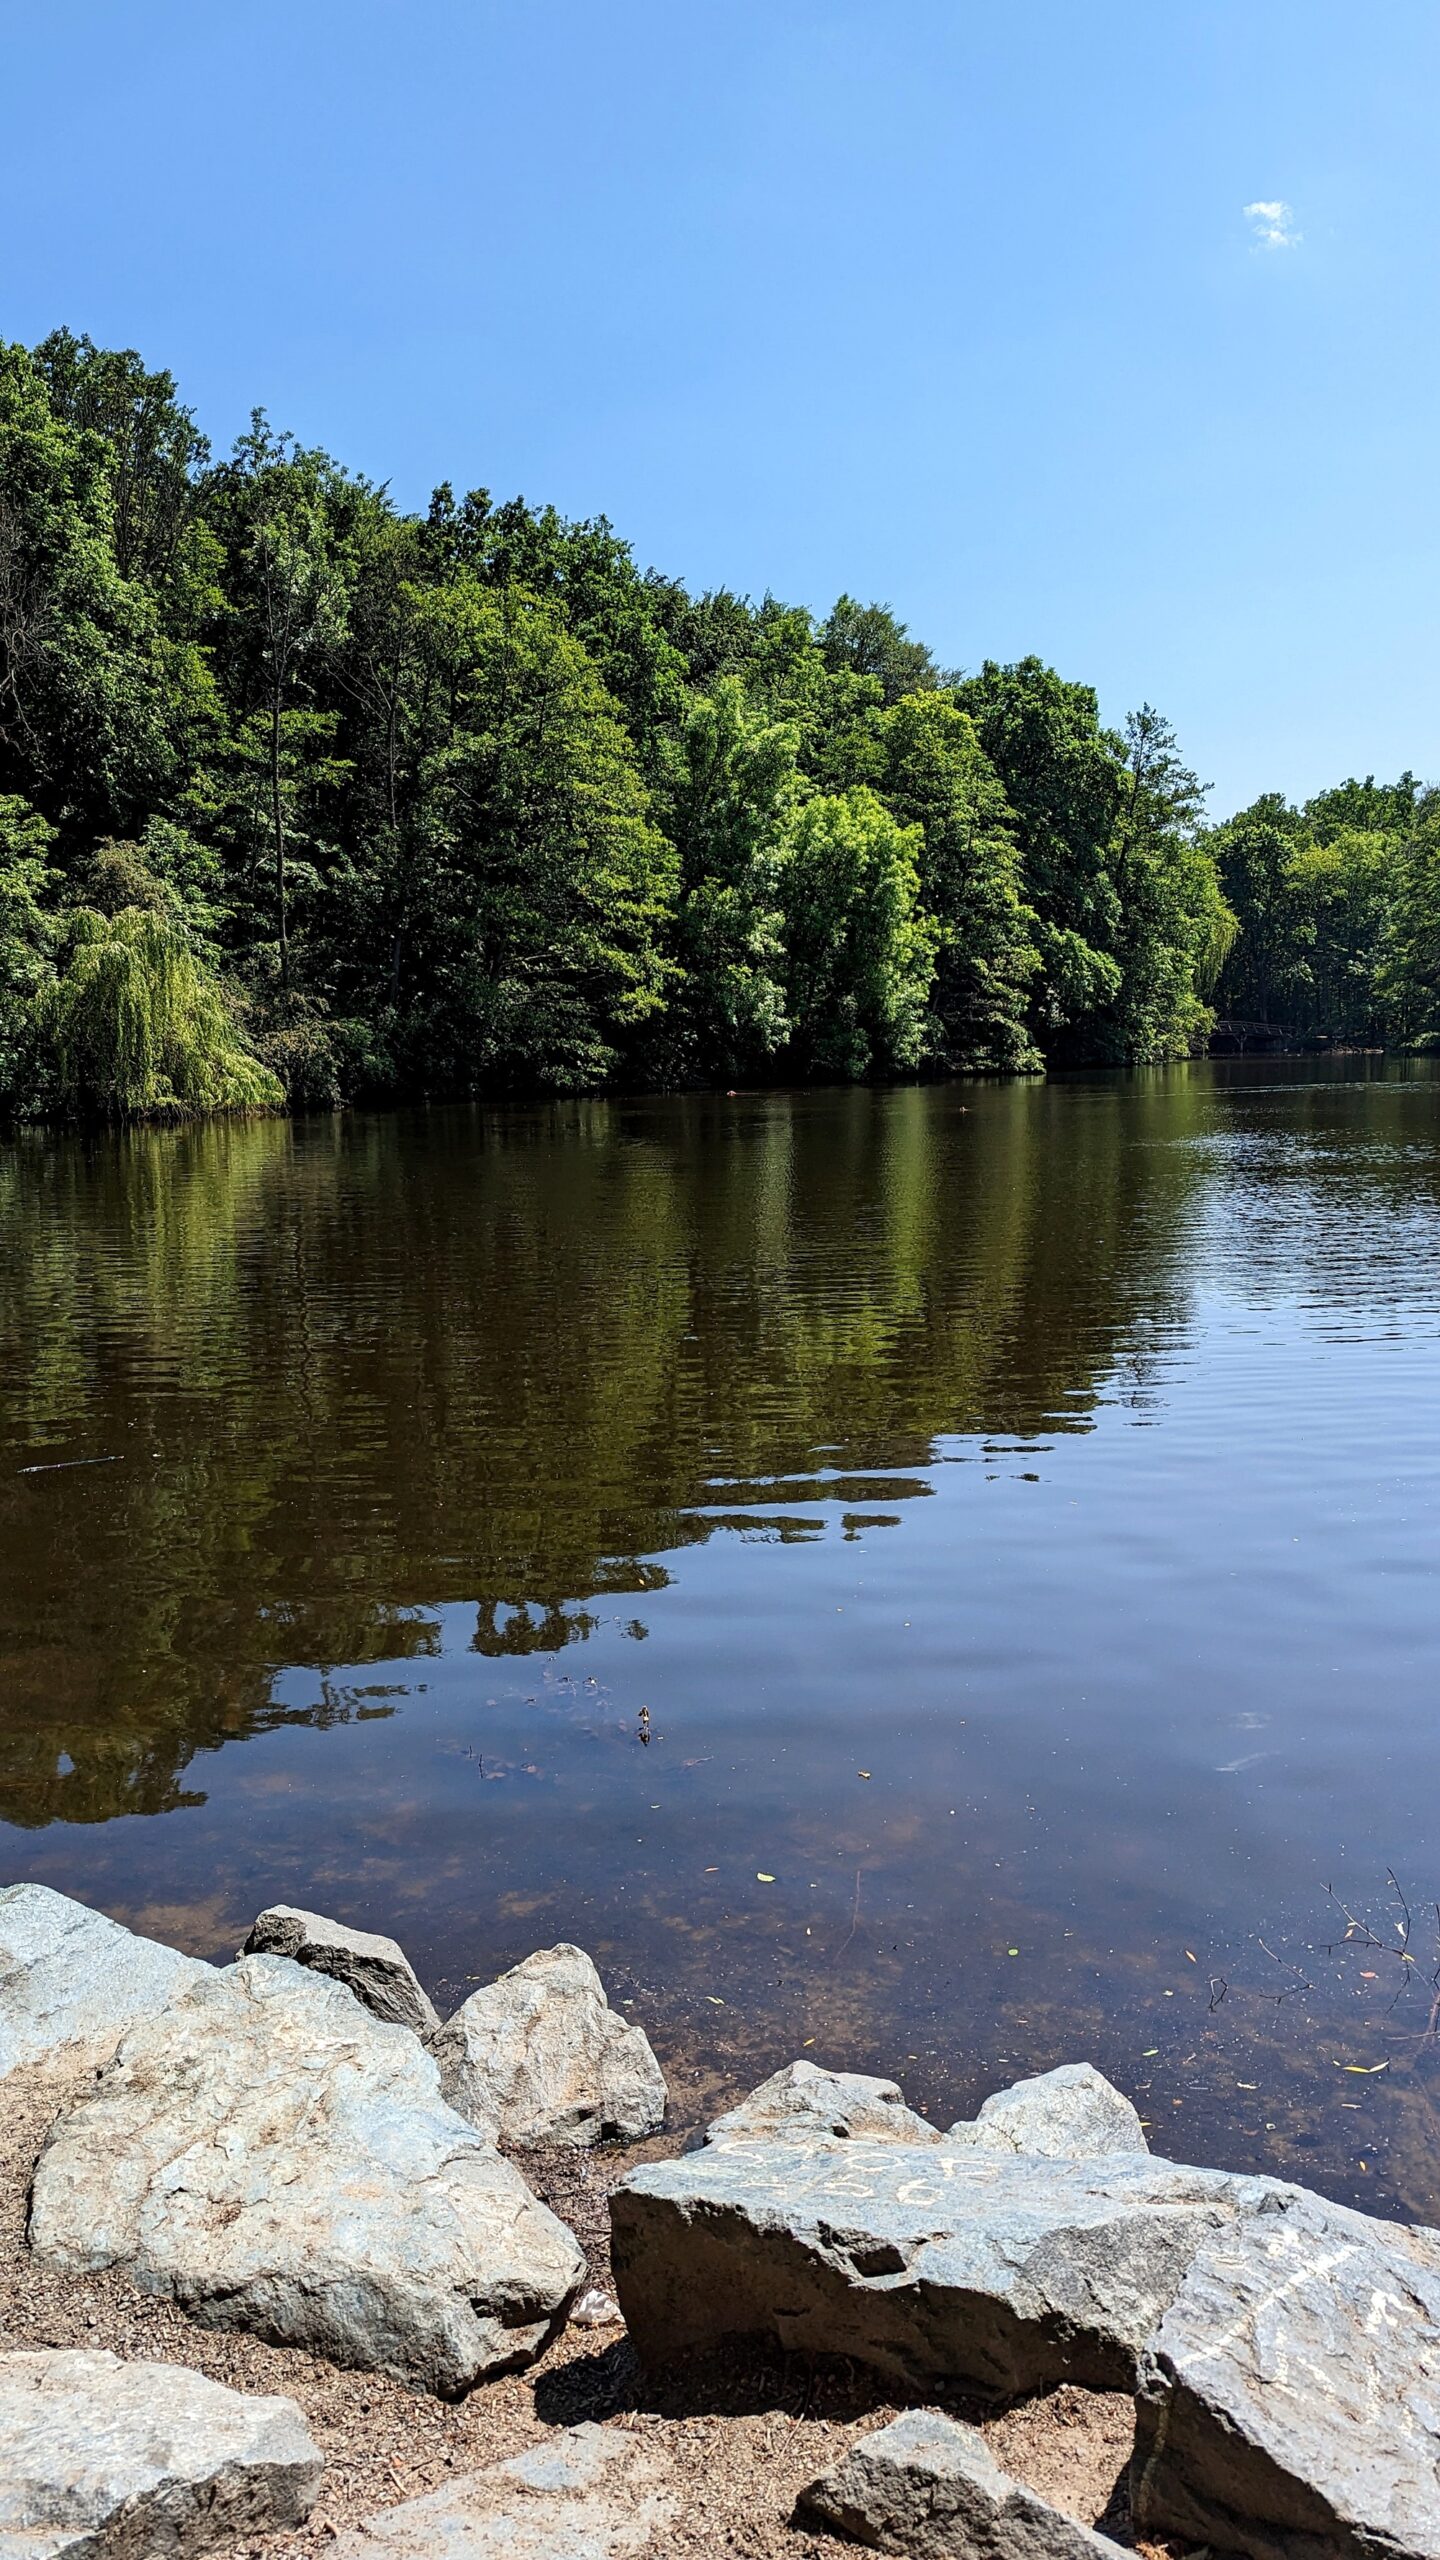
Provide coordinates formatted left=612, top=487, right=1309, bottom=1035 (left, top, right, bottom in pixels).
left=1244, top=199, right=1301, bottom=250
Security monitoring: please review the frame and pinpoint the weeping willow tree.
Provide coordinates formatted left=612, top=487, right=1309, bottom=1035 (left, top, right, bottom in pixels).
left=37, top=909, right=283, bottom=1117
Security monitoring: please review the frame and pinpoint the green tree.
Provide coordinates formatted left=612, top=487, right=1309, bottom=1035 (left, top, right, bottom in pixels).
left=952, top=657, right=1127, bottom=1052
left=657, top=676, right=798, bottom=1078
left=1210, top=795, right=1310, bottom=1023
left=1101, top=706, right=1232, bottom=1060
left=875, top=692, right=1039, bottom=1070
left=201, top=420, right=358, bottom=988
left=36, top=906, right=281, bottom=1116
left=1288, top=828, right=1397, bottom=1040
left=821, top=595, right=939, bottom=704
left=380, top=580, right=675, bottom=1090
left=422, top=486, right=688, bottom=785
left=1375, top=807, right=1440, bottom=1048
left=0, top=342, right=209, bottom=842
left=781, top=787, right=936, bottom=1078
left=32, top=328, right=217, bottom=619
left=0, top=794, right=58, bottom=1104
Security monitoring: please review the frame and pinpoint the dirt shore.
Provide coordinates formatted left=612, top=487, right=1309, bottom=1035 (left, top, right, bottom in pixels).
left=0, top=2059, right=1188, bottom=2556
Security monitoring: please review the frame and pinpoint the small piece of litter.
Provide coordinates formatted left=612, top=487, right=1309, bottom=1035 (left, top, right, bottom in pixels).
left=572, top=2289, right=623, bottom=2328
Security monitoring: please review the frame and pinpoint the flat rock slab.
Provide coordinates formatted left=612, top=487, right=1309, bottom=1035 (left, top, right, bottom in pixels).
left=29, top=1955, right=584, bottom=2396
left=947, top=2066, right=1147, bottom=2161
left=0, top=1884, right=207, bottom=2082
left=1133, top=2179, right=1440, bottom=2560
left=0, top=2346, right=321, bottom=2559
left=612, top=2142, right=1242, bottom=2395
left=331, top=2422, right=675, bottom=2558
left=242, top=1903, right=440, bottom=2035
left=706, top=2060, right=940, bottom=2149
left=431, top=1945, right=666, bottom=2148
left=799, top=2409, right=1126, bottom=2557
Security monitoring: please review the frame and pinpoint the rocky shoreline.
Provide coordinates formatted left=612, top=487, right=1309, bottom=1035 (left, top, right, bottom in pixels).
left=2, top=1880, right=1438, bottom=2559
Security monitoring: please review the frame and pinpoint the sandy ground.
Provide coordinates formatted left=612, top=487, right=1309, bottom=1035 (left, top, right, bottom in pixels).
left=0, top=2059, right=1193, bottom=2557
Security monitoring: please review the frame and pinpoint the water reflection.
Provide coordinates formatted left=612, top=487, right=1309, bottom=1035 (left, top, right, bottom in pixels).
left=0, top=1081, right=1207, bottom=1821
left=3, top=1065, right=1440, bottom=2217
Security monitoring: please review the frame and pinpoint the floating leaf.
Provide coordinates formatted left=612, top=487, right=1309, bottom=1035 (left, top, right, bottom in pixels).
left=1341, top=2062, right=1389, bottom=2074
left=1184, top=1950, right=1198, bottom=1964
left=802, top=2037, right=816, bottom=2048
left=756, top=1872, right=776, bottom=1883
left=703, top=1866, right=718, bottom=1874
left=1007, top=1947, right=1020, bottom=1957
left=1142, top=2047, right=1159, bottom=2057
left=704, top=1995, right=726, bottom=2006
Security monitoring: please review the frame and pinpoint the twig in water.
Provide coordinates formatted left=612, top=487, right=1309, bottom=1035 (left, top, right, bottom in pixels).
left=835, top=1867, right=863, bottom=1961
left=1256, top=1940, right=1313, bottom=2003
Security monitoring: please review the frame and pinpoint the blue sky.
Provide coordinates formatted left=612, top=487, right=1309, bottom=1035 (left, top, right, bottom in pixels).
left=3, top=0, right=1435, bottom=813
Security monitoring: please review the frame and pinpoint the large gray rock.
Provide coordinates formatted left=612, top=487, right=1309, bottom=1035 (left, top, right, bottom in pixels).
left=242, top=1902, right=440, bottom=2035
left=706, top=2060, right=940, bottom=2150
left=799, top=2409, right=1126, bottom=2557
left=331, top=2423, right=674, bottom=2558
left=29, top=1956, right=584, bottom=2396
left=1132, top=2178, right=1440, bottom=2560
left=431, top=1945, right=666, bottom=2149
left=0, top=1883, right=207, bottom=2082
left=616, top=2128, right=1440, bottom=2560
left=947, top=2066, right=1147, bottom=2161
left=612, top=2141, right=1240, bottom=2395
left=0, top=2347, right=321, bottom=2558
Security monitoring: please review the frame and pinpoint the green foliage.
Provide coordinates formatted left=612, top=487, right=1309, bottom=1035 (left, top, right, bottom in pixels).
left=781, top=788, right=937, bottom=1078
left=1376, top=814, right=1440, bottom=1047
left=374, top=579, right=676, bottom=1091
left=874, top=693, right=1040, bottom=1071
left=1101, top=707, right=1233, bottom=1061
left=1, top=322, right=1427, bottom=1117
left=0, top=341, right=213, bottom=842
left=0, top=796, right=59, bottom=1103
left=1210, top=796, right=1309, bottom=1022
left=821, top=596, right=939, bottom=704
left=37, top=907, right=282, bottom=1117
left=657, top=677, right=797, bottom=1078
left=953, top=657, right=1126, bottom=1040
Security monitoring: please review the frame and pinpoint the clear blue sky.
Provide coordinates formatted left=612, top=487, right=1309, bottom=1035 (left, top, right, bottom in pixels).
left=3, top=0, right=1435, bottom=814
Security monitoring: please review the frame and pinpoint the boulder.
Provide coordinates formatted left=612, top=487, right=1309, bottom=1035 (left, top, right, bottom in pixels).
left=798, top=2409, right=1126, bottom=2557
left=0, top=2347, right=321, bottom=2557
left=1132, top=2178, right=1440, bottom=2560
left=947, top=2065, right=1147, bottom=2161
left=616, top=2125, right=1440, bottom=2560
left=330, top=2422, right=675, bottom=2558
left=242, top=1902, right=440, bottom=2035
left=706, top=2060, right=940, bottom=2149
left=29, top=1955, right=584, bottom=2396
left=0, top=1882, right=207, bottom=2082
left=612, top=2140, right=1241, bottom=2395
left=430, top=1944, right=666, bottom=2148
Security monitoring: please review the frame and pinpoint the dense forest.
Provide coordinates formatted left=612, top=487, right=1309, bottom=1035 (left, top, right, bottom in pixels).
left=0, top=330, right=1435, bottom=1117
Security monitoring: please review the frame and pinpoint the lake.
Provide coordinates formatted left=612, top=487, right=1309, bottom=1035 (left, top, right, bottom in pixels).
left=3, top=1062, right=1439, bottom=2216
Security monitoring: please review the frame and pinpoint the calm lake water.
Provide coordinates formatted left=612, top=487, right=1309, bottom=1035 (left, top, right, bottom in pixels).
left=4, top=1063, right=1440, bottom=2215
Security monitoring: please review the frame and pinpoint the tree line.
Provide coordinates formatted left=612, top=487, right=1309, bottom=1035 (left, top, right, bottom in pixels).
left=0, top=330, right=1433, bottom=1117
